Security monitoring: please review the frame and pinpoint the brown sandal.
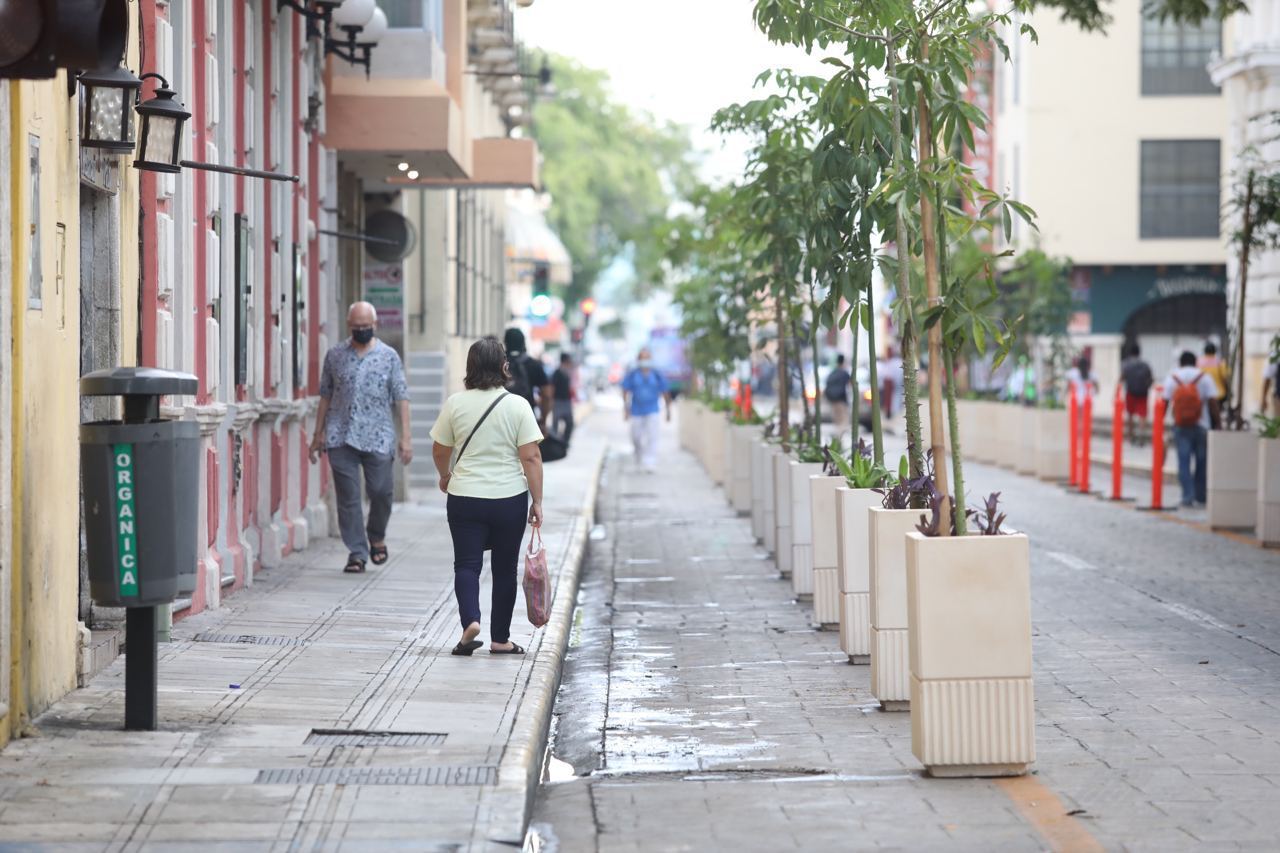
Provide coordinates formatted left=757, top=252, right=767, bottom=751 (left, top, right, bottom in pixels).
left=343, top=558, right=366, bottom=574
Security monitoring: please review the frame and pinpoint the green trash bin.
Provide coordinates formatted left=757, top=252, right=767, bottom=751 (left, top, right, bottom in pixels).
left=80, top=367, right=199, bottom=608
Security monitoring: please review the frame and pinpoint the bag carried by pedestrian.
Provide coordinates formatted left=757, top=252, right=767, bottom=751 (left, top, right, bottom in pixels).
left=507, top=353, right=533, bottom=403
left=522, top=528, right=551, bottom=628
left=1171, top=374, right=1204, bottom=428
left=540, top=432, right=569, bottom=463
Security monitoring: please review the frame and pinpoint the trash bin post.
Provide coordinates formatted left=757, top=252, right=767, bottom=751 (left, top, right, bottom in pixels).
left=79, top=366, right=198, bottom=732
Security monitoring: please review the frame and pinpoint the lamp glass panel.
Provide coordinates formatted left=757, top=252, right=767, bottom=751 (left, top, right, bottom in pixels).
left=90, top=86, right=130, bottom=143
left=143, top=115, right=178, bottom=165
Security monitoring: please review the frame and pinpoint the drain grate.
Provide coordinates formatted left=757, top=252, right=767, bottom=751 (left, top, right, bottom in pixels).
left=255, top=765, right=497, bottom=786
left=305, top=730, right=447, bottom=748
left=192, top=633, right=309, bottom=646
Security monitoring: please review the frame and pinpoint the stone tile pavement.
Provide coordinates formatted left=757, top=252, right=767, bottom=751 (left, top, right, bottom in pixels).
left=0, top=419, right=607, bottom=852
left=531, top=408, right=1280, bottom=851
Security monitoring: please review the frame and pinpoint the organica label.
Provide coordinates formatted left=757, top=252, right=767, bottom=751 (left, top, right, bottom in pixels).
left=112, top=443, right=139, bottom=597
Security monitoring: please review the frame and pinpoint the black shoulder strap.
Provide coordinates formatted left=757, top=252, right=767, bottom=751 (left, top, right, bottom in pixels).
left=451, top=393, right=510, bottom=473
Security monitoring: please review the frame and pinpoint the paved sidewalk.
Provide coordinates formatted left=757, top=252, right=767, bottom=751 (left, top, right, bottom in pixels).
left=532, top=411, right=1280, bottom=851
left=0, top=424, right=606, bottom=852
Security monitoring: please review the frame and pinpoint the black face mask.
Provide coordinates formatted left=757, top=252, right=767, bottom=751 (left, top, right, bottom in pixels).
left=352, top=327, right=375, bottom=345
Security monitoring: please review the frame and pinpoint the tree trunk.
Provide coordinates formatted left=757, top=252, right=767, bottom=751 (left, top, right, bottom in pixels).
left=777, top=294, right=790, bottom=452
left=885, top=31, right=925, bottom=483
left=937, top=194, right=967, bottom=534
left=866, top=264, right=885, bottom=465
left=810, top=284, right=823, bottom=446
left=1233, top=171, right=1254, bottom=431
left=794, top=315, right=812, bottom=442
left=849, top=292, right=862, bottom=459
left=916, top=34, right=951, bottom=535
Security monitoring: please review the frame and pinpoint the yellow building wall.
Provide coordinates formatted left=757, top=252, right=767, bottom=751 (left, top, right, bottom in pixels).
left=4, top=37, right=139, bottom=742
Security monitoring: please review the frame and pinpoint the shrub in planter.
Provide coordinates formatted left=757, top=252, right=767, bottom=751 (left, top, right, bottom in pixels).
left=831, top=443, right=903, bottom=663
left=906, top=493, right=1034, bottom=778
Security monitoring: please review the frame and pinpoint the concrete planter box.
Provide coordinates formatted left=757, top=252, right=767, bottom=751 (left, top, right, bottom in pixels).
left=809, top=475, right=845, bottom=629
left=1258, top=438, right=1280, bottom=545
left=679, top=399, right=702, bottom=453
left=762, top=445, right=780, bottom=554
left=1034, top=408, right=1070, bottom=481
left=728, top=425, right=754, bottom=514
left=789, top=461, right=826, bottom=598
left=1016, top=406, right=1037, bottom=474
left=906, top=532, right=1034, bottom=778
left=835, top=488, right=882, bottom=663
left=869, top=507, right=921, bottom=709
left=705, top=415, right=728, bottom=486
left=773, top=451, right=794, bottom=577
left=967, top=399, right=998, bottom=461
left=1208, top=430, right=1258, bottom=530
left=996, top=404, right=1020, bottom=469
left=750, top=439, right=768, bottom=540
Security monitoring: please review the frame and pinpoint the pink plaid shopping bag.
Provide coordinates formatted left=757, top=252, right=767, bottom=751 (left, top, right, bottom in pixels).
left=522, top=528, right=551, bottom=628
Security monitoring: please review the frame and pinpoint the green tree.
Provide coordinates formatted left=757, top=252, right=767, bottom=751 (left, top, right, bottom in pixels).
left=531, top=56, right=697, bottom=306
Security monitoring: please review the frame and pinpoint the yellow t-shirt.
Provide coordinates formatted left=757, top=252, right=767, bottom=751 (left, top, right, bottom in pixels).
left=430, top=389, right=543, bottom=499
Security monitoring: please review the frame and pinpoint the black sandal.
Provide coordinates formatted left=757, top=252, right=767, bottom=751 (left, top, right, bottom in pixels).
left=451, top=640, right=483, bottom=656
left=370, top=544, right=389, bottom=565
left=343, top=558, right=366, bottom=574
left=489, top=643, right=525, bottom=656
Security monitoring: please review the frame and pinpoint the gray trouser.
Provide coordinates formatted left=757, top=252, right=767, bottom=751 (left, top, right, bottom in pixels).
left=328, top=444, right=395, bottom=562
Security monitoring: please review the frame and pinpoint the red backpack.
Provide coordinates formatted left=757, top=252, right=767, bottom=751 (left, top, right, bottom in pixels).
left=1171, top=374, right=1204, bottom=428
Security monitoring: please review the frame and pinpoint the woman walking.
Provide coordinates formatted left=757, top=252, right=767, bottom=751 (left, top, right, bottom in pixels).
left=431, top=337, right=545, bottom=656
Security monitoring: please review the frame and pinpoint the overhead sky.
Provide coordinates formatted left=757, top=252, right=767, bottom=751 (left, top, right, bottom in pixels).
left=517, top=0, right=829, bottom=184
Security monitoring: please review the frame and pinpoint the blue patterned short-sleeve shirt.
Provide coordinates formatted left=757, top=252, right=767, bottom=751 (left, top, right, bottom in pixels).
left=319, top=339, right=409, bottom=455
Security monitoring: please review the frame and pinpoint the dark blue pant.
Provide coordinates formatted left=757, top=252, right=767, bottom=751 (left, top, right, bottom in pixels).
left=447, top=492, right=528, bottom=643
left=1174, top=425, right=1207, bottom=506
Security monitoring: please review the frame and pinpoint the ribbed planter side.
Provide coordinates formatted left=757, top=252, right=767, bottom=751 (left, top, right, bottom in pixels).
left=839, top=592, right=870, bottom=662
left=762, top=446, right=779, bottom=554
left=905, top=532, right=1034, bottom=778
left=728, top=425, right=754, bottom=514
left=789, top=462, right=825, bottom=597
left=868, top=508, right=920, bottom=708
left=772, top=452, right=793, bottom=576
left=1257, top=438, right=1280, bottom=545
left=750, top=440, right=767, bottom=540
left=810, top=475, right=844, bottom=625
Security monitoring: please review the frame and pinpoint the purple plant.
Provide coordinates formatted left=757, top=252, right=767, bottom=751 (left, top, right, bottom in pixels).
left=974, top=491, right=1008, bottom=535
left=878, top=447, right=937, bottom=510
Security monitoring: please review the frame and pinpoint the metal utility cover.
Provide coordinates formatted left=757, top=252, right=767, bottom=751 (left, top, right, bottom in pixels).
left=254, top=766, right=498, bottom=786
left=305, top=730, right=448, bottom=748
left=192, top=633, right=309, bottom=646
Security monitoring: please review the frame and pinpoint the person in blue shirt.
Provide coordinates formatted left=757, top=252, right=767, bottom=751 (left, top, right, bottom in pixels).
left=621, top=348, right=671, bottom=472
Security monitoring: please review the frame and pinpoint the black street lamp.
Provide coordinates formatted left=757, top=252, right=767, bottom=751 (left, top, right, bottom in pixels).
left=79, top=64, right=143, bottom=151
left=277, top=0, right=345, bottom=42
left=133, top=73, right=190, bottom=174
left=326, top=1, right=385, bottom=77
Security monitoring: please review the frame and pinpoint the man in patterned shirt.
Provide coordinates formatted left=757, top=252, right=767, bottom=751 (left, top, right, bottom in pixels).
left=309, top=302, right=412, bottom=573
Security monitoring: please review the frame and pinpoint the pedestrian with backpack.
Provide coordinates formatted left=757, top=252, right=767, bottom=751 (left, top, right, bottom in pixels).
left=1163, top=351, right=1221, bottom=508
left=824, top=355, right=852, bottom=435
left=504, top=328, right=554, bottom=432
left=430, top=337, right=545, bottom=656
left=1121, top=342, right=1154, bottom=445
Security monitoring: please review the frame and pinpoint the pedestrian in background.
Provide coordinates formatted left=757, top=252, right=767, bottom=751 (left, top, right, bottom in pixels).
left=1065, top=355, right=1100, bottom=402
left=504, top=328, right=554, bottom=432
left=1164, top=350, right=1220, bottom=508
left=431, top=337, right=544, bottom=657
left=1199, top=341, right=1228, bottom=429
left=824, top=354, right=851, bottom=434
left=551, top=353, right=576, bottom=443
left=878, top=346, right=900, bottom=421
left=622, top=348, right=671, bottom=473
left=309, top=302, right=412, bottom=574
left=1121, top=342, right=1153, bottom=445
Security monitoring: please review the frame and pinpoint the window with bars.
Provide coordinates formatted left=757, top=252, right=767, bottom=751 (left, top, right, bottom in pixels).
left=1141, top=9, right=1220, bottom=96
left=1139, top=140, right=1221, bottom=239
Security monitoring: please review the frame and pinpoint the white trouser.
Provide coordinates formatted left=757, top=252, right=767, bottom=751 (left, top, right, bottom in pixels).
left=630, top=412, right=661, bottom=469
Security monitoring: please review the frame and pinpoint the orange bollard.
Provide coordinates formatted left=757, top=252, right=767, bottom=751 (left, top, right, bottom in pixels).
left=1080, top=391, right=1093, bottom=494
left=1068, top=385, right=1079, bottom=486
left=1150, top=387, right=1166, bottom=510
left=744, top=382, right=753, bottom=419
left=730, top=377, right=742, bottom=417
left=1111, top=386, right=1124, bottom=501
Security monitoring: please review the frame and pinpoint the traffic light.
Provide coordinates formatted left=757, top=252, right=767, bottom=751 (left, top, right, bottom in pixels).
left=529, top=261, right=552, bottom=318
left=0, top=0, right=128, bottom=80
